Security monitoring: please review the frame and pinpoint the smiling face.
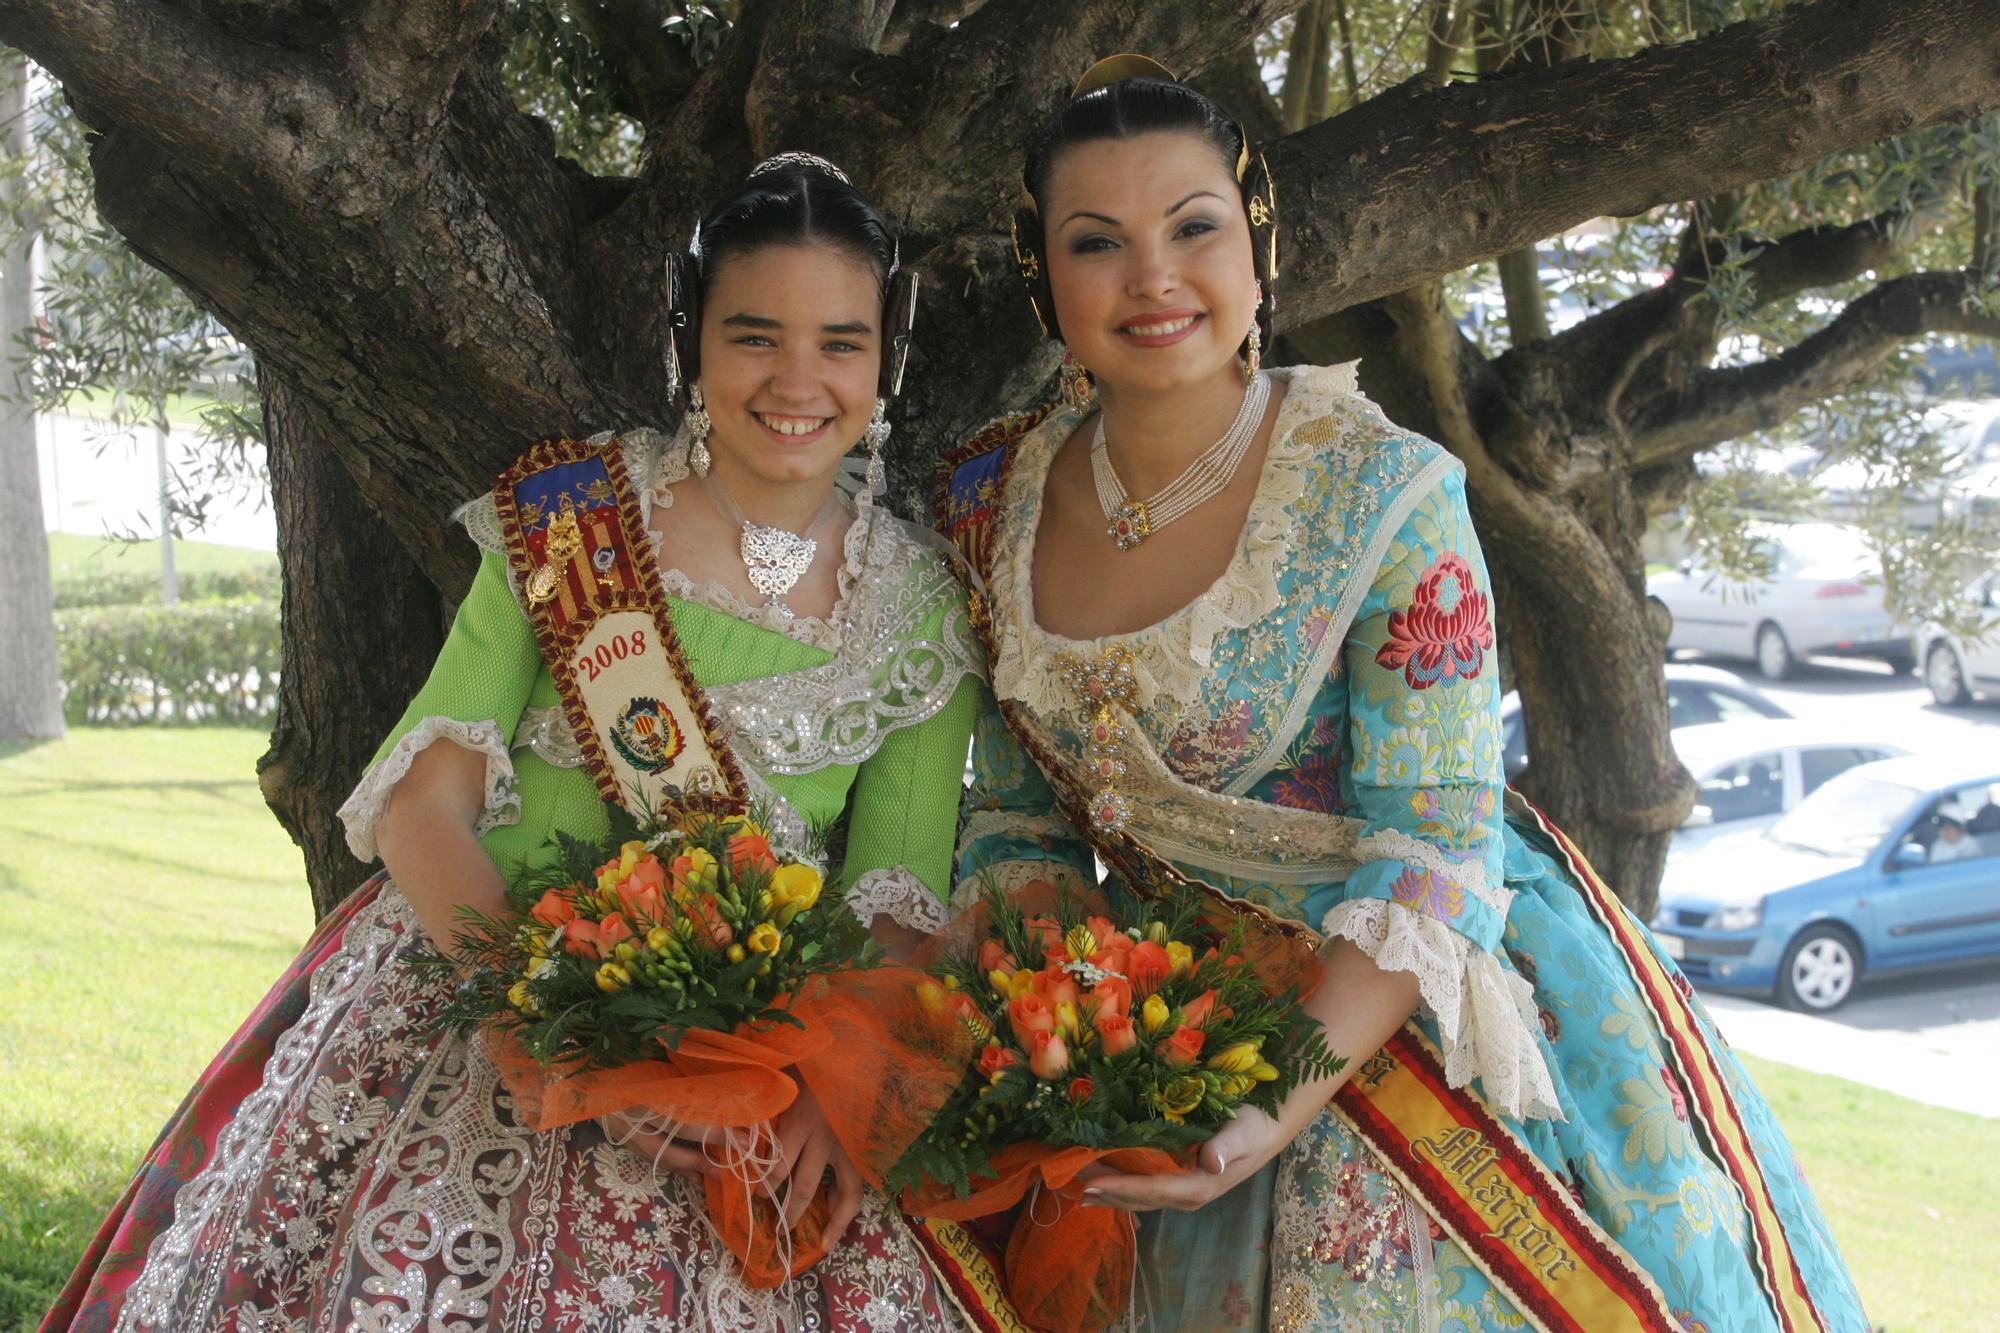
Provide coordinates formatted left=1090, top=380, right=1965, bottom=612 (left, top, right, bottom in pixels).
left=1039, top=131, right=1257, bottom=399
left=696, top=241, right=882, bottom=492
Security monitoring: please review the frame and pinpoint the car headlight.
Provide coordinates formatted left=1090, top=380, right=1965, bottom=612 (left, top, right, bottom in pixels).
left=1710, top=901, right=1764, bottom=932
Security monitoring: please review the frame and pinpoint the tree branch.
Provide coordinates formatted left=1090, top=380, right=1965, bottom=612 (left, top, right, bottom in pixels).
left=1630, top=270, right=2000, bottom=466
left=879, top=0, right=988, bottom=55
left=1273, top=0, right=2000, bottom=327
left=858, top=0, right=1305, bottom=233
left=350, top=0, right=501, bottom=113
left=566, top=0, right=702, bottom=124
left=0, top=0, right=327, bottom=163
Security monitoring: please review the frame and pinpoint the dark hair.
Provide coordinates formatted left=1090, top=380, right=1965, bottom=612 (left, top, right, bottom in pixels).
left=693, top=159, right=897, bottom=298
left=1023, top=77, right=1243, bottom=210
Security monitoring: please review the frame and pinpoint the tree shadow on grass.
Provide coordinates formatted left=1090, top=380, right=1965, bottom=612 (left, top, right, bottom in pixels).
left=0, top=1122, right=138, bottom=1329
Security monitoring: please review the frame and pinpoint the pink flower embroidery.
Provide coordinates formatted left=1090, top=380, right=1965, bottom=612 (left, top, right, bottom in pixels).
left=1375, top=552, right=1493, bottom=689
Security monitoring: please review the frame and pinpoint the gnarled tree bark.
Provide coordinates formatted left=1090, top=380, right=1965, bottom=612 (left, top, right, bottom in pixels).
left=4, top=0, right=1997, bottom=912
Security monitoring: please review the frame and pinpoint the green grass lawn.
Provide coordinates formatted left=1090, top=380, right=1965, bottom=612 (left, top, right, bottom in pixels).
left=0, top=729, right=313, bottom=1329
left=1737, top=1053, right=2000, bottom=1330
left=43, top=531, right=276, bottom=585
left=0, top=730, right=1992, bottom=1329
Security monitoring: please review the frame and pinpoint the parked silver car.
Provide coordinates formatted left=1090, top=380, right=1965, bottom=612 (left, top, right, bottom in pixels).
left=1918, top=572, right=2000, bottom=706
left=1499, top=664, right=1790, bottom=779
left=1647, top=522, right=1911, bottom=679
left=1668, top=719, right=1908, bottom=860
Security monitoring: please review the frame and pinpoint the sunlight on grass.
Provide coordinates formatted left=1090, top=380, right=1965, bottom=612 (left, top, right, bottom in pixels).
left=1738, top=1053, right=2000, bottom=1331
left=0, top=730, right=313, bottom=1328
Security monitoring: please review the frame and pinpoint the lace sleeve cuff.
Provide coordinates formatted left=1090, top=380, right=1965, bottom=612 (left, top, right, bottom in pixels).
left=336, top=717, right=523, bottom=863
left=1320, top=897, right=1562, bottom=1122
left=843, top=866, right=950, bottom=935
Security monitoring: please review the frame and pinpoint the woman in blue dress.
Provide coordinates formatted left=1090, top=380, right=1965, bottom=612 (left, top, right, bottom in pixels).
left=937, top=59, right=1871, bottom=1333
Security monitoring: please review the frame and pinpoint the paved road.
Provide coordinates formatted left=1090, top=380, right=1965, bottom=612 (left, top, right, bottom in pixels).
left=1672, top=652, right=2000, bottom=1116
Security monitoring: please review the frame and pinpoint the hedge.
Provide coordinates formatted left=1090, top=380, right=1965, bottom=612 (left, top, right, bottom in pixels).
left=51, top=564, right=283, bottom=609
left=55, top=597, right=282, bottom=725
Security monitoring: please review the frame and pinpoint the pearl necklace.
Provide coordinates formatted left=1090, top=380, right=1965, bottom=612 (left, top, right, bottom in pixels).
left=1091, top=372, right=1270, bottom=551
left=700, top=471, right=839, bottom=619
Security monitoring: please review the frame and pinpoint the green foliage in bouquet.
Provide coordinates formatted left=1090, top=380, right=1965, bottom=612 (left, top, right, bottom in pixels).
left=423, top=798, right=873, bottom=1063
left=890, top=879, right=1345, bottom=1197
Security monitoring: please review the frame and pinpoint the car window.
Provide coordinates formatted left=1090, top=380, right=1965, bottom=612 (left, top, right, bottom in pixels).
left=1771, top=772, right=1920, bottom=857
left=1800, top=748, right=1877, bottom=797
left=1697, top=752, right=1786, bottom=823
left=1910, top=792, right=2000, bottom=866
left=1710, top=689, right=1782, bottom=724
left=1667, top=685, right=1722, bottom=728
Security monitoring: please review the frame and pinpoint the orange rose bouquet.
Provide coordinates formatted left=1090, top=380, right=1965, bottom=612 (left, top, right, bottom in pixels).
left=429, top=802, right=970, bottom=1289
left=891, top=879, right=1342, bottom=1333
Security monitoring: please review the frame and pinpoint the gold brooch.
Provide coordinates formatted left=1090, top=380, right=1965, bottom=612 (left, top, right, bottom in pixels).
left=1060, top=646, right=1140, bottom=833
left=527, top=494, right=584, bottom=606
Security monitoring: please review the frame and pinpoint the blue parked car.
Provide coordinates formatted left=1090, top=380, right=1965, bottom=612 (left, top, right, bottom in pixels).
left=1652, top=752, right=2000, bottom=1011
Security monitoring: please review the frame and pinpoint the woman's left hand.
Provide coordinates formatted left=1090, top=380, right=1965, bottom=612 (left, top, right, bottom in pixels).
left=771, top=1085, right=866, bottom=1246
left=1075, top=1105, right=1288, bottom=1212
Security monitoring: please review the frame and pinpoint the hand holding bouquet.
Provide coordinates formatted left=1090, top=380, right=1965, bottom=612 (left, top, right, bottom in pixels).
left=893, top=879, right=1343, bottom=1333
left=431, top=802, right=971, bottom=1287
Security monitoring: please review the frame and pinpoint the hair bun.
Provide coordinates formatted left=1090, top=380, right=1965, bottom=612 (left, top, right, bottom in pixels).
left=746, top=152, right=852, bottom=184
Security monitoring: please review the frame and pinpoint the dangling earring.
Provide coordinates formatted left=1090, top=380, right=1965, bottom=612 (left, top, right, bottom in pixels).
left=860, top=398, right=890, bottom=505
left=1244, top=285, right=1264, bottom=378
left=1059, top=348, right=1096, bottom=409
left=686, top=384, right=712, bottom=476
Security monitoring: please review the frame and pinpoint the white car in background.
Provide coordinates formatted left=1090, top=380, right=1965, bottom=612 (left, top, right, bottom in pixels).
left=1817, top=398, right=2000, bottom=527
left=1499, top=664, right=1790, bottom=779
left=1668, top=720, right=1909, bottom=860
left=1918, top=572, right=2000, bottom=706
left=1647, top=522, right=1912, bottom=679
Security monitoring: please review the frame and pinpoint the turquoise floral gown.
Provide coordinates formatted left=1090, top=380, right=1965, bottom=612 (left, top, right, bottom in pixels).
left=947, top=364, right=1870, bottom=1332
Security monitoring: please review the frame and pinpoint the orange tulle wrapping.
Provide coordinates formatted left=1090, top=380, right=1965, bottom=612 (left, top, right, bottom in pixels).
left=488, top=964, right=972, bottom=1287
left=904, top=1143, right=1189, bottom=1333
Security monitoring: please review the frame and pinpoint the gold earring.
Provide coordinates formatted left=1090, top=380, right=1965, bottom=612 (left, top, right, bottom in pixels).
left=1244, top=322, right=1262, bottom=378
left=1059, top=348, right=1096, bottom=409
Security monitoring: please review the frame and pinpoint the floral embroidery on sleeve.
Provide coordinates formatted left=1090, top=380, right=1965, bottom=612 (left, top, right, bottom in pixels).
left=1374, top=551, right=1494, bottom=690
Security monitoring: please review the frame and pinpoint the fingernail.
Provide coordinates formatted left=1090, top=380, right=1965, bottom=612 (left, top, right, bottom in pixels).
left=1082, top=1187, right=1103, bottom=1197
left=1210, top=1154, right=1228, bottom=1175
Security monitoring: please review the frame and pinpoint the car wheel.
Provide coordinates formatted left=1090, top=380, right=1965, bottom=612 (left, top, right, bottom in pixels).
left=1754, top=622, right=1795, bottom=680
left=1882, top=645, right=1916, bottom=675
left=1777, top=925, right=1860, bottom=1012
left=1926, top=641, right=1969, bottom=706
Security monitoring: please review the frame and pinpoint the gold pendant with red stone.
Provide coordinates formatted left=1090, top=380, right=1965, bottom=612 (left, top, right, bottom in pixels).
left=1106, top=499, right=1153, bottom=551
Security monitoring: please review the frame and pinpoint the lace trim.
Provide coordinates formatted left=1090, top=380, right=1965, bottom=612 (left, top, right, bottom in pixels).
left=1320, top=898, right=1562, bottom=1123
left=843, top=866, right=950, bottom=935
left=1354, top=828, right=1511, bottom=917
left=336, top=717, right=521, bottom=862
left=988, top=362, right=1361, bottom=721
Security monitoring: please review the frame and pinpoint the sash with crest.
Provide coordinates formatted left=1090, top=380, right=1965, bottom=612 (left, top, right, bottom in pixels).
left=921, top=411, right=1831, bottom=1333
left=494, top=435, right=748, bottom=819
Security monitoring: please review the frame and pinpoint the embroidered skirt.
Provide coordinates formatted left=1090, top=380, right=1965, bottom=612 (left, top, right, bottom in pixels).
left=42, top=876, right=969, bottom=1333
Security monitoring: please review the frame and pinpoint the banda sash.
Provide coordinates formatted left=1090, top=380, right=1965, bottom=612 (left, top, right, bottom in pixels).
left=494, top=435, right=748, bottom=818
